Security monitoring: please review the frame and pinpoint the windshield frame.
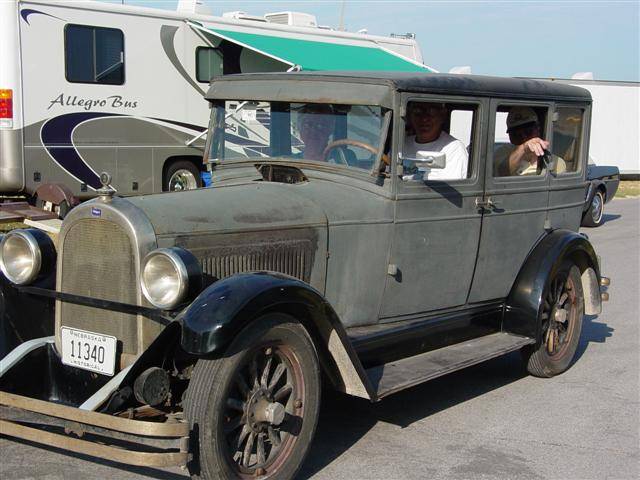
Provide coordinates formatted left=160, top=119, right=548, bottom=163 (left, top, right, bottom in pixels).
left=203, top=99, right=392, bottom=179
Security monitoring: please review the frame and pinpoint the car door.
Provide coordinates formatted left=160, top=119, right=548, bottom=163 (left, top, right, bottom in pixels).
left=467, top=99, right=552, bottom=303
left=379, top=94, right=485, bottom=320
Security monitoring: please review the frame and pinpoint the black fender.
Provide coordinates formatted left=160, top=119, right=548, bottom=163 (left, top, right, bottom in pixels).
left=178, top=272, right=374, bottom=400
left=503, top=229, right=601, bottom=342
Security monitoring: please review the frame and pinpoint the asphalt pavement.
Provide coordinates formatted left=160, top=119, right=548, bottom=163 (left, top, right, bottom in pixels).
left=1, top=198, right=638, bottom=480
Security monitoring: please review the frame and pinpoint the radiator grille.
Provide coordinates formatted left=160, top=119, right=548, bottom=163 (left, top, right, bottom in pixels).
left=200, top=240, right=312, bottom=282
left=59, top=219, right=138, bottom=354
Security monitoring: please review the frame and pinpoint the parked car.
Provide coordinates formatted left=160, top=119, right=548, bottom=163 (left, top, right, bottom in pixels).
left=0, top=72, right=609, bottom=480
left=582, top=163, right=620, bottom=227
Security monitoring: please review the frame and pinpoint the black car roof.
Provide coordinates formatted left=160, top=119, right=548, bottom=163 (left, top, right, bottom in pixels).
left=213, top=71, right=592, bottom=102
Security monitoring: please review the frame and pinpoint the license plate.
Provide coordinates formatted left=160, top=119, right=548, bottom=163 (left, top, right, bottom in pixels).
left=61, top=327, right=117, bottom=376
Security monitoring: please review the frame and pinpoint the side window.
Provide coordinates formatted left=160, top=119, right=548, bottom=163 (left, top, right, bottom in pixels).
left=552, top=107, right=584, bottom=174
left=65, top=25, right=124, bottom=85
left=402, top=101, right=476, bottom=181
left=196, top=47, right=223, bottom=83
left=493, top=105, right=547, bottom=177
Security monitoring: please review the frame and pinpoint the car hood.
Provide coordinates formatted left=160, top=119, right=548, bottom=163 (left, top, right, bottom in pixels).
left=126, top=175, right=392, bottom=237
left=126, top=181, right=328, bottom=237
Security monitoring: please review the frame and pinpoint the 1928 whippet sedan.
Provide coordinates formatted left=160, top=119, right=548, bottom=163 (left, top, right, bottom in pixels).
left=0, top=72, right=609, bottom=479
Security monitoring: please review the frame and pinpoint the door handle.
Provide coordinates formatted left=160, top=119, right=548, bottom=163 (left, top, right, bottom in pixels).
left=475, top=197, right=500, bottom=211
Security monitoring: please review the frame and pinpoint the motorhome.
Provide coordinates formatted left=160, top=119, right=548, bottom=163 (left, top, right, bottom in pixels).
left=0, top=0, right=431, bottom=202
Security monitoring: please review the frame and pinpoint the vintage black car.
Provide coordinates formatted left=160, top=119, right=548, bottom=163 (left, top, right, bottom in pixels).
left=0, top=72, right=609, bottom=480
left=582, top=163, right=620, bottom=227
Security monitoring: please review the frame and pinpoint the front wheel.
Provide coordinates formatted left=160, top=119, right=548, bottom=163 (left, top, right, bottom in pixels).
left=184, top=313, right=321, bottom=480
left=522, top=261, right=584, bottom=378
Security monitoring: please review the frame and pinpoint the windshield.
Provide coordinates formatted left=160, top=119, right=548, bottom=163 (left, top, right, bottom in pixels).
left=206, top=101, right=389, bottom=172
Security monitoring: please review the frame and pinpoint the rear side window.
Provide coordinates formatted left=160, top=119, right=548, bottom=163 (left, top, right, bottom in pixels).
left=65, top=24, right=124, bottom=85
left=552, top=107, right=584, bottom=174
left=493, top=105, right=548, bottom=177
left=196, top=47, right=223, bottom=83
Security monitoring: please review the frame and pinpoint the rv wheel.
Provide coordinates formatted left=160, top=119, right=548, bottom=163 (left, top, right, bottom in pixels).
left=184, top=313, right=320, bottom=480
left=164, top=160, right=202, bottom=192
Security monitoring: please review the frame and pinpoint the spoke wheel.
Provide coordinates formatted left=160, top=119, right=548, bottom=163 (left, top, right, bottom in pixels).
left=185, top=313, right=320, bottom=480
left=223, top=345, right=304, bottom=477
left=540, top=271, right=578, bottom=359
left=523, top=261, right=584, bottom=378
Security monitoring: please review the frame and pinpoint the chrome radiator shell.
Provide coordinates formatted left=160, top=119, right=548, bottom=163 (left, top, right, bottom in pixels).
left=54, top=197, right=158, bottom=365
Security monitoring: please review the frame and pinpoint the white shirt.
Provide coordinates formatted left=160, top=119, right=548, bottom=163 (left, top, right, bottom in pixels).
left=402, top=132, right=468, bottom=181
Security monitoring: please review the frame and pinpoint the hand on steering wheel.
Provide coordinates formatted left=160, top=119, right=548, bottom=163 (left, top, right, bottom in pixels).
left=322, top=139, right=378, bottom=165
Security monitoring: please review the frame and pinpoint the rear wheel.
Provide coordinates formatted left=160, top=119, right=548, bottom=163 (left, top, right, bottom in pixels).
left=582, top=189, right=605, bottom=227
left=184, top=313, right=320, bottom=480
left=523, top=261, right=584, bottom=378
left=163, top=160, right=202, bottom=192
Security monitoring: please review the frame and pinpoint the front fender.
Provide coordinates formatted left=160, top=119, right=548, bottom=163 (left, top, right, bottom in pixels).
left=180, top=272, right=333, bottom=354
left=178, top=272, right=374, bottom=399
left=503, top=230, right=601, bottom=341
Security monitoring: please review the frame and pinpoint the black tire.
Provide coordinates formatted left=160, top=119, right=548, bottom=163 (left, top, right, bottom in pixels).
left=184, top=313, right=321, bottom=480
left=582, top=189, right=605, bottom=227
left=522, top=261, right=584, bottom=378
left=163, top=160, right=203, bottom=192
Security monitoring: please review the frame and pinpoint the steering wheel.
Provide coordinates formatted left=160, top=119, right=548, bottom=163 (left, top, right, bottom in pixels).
left=322, top=139, right=378, bottom=165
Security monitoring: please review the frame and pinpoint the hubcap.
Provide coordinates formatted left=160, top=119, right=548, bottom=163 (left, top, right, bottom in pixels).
left=591, top=193, right=603, bottom=223
left=168, top=169, right=198, bottom=191
left=222, top=345, right=304, bottom=477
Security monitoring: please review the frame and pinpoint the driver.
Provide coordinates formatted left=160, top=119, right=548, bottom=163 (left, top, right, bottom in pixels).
left=403, top=102, right=468, bottom=180
left=297, top=104, right=335, bottom=161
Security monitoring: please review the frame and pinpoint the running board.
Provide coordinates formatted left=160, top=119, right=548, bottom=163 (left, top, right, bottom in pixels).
left=366, top=332, right=534, bottom=400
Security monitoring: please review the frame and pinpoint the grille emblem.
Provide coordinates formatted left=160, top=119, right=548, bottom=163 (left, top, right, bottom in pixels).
left=91, top=207, right=101, bottom=217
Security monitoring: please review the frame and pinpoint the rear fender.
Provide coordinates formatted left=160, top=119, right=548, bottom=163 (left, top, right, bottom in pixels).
left=503, top=230, right=602, bottom=343
left=178, top=272, right=374, bottom=400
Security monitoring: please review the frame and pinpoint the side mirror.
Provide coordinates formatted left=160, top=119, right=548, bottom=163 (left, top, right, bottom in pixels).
left=402, top=150, right=447, bottom=169
left=400, top=151, right=447, bottom=180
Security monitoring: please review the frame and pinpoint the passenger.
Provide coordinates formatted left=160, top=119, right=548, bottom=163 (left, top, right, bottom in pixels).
left=403, top=102, right=468, bottom=180
left=296, top=104, right=335, bottom=161
left=496, top=106, right=566, bottom=176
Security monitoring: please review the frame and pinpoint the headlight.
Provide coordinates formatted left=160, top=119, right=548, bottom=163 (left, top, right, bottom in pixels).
left=141, top=248, right=201, bottom=309
left=0, top=229, right=56, bottom=285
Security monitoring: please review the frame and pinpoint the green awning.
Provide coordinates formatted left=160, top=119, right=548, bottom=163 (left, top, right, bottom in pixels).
left=191, top=22, right=432, bottom=72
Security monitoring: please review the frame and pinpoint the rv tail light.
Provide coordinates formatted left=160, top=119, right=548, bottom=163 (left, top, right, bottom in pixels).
left=0, top=89, right=13, bottom=127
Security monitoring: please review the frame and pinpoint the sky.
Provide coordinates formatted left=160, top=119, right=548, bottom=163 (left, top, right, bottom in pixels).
left=101, top=0, right=640, bottom=81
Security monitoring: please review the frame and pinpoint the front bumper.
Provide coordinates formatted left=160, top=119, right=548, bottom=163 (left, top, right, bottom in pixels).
left=0, top=337, right=189, bottom=468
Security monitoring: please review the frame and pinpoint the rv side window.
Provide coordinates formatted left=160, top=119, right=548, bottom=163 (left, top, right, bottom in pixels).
left=196, top=47, right=224, bottom=83
left=65, top=24, right=124, bottom=85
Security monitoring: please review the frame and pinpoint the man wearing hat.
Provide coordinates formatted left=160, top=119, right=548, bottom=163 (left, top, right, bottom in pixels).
left=496, top=106, right=565, bottom=176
